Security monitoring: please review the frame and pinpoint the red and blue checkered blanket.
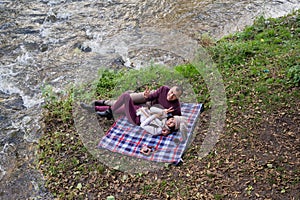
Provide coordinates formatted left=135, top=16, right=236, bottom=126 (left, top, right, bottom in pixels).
left=98, top=103, right=203, bottom=164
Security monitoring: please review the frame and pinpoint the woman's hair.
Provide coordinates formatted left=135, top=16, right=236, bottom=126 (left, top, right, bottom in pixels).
left=166, top=114, right=179, bottom=132
left=168, top=125, right=177, bottom=132
left=167, top=113, right=173, bottom=120
left=166, top=118, right=178, bottom=132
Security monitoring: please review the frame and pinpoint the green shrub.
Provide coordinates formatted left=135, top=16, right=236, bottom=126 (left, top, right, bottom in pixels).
left=42, top=85, right=73, bottom=122
left=287, top=65, right=300, bottom=86
left=95, top=65, right=188, bottom=99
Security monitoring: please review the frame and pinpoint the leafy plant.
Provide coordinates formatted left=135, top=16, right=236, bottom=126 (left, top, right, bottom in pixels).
left=93, top=65, right=201, bottom=103
left=41, top=84, right=73, bottom=122
left=287, top=65, right=300, bottom=86
left=112, top=65, right=186, bottom=96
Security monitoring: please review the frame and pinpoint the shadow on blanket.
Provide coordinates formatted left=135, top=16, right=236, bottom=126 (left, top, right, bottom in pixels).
left=98, top=103, right=203, bottom=164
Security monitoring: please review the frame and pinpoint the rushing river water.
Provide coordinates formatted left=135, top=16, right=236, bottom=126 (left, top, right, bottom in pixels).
left=0, top=0, right=299, bottom=199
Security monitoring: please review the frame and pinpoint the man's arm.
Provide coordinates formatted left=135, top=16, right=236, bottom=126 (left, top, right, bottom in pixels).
left=145, top=86, right=167, bottom=101
left=172, top=102, right=182, bottom=116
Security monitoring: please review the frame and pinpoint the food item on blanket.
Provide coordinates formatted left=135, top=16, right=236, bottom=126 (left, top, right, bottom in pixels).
left=140, top=146, right=152, bottom=155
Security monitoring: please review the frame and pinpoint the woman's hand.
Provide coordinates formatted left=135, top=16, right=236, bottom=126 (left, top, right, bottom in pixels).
left=161, top=128, right=170, bottom=136
left=163, top=107, right=174, bottom=114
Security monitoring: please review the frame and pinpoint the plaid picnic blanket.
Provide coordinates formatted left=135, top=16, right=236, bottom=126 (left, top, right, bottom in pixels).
left=98, top=103, right=203, bottom=164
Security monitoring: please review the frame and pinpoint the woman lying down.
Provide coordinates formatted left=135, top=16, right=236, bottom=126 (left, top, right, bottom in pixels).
left=136, top=106, right=188, bottom=155
left=137, top=106, right=187, bottom=137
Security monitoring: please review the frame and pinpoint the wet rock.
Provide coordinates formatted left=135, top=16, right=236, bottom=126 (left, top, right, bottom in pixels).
left=73, top=42, right=92, bottom=53
left=14, top=27, right=39, bottom=35
left=81, top=46, right=92, bottom=52
left=46, top=15, right=58, bottom=23
left=110, top=56, right=136, bottom=69
left=0, top=45, right=18, bottom=58
left=112, top=56, right=125, bottom=66
left=0, top=22, right=15, bottom=30
left=0, top=93, right=25, bottom=111
left=23, top=42, right=39, bottom=51
left=39, top=44, right=48, bottom=52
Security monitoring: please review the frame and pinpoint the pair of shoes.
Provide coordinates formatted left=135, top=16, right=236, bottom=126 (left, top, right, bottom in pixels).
left=96, top=108, right=113, bottom=120
left=80, top=103, right=95, bottom=113
left=93, top=100, right=106, bottom=106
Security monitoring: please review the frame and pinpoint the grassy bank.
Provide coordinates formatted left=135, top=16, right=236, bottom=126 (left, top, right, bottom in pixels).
left=38, top=11, right=299, bottom=199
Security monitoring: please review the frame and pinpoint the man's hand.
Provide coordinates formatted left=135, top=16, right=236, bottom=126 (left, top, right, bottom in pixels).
left=143, top=86, right=150, bottom=99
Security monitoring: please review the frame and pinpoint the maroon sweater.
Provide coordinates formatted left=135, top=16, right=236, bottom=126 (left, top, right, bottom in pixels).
left=146, top=86, right=181, bottom=116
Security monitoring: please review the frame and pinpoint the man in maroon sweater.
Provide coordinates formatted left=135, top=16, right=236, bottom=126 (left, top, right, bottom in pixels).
left=143, top=85, right=182, bottom=116
left=88, top=85, right=183, bottom=119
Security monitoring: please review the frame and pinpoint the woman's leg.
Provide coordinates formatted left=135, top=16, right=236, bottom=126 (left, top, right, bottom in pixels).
left=111, top=92, right=140, bottom=125
left=94, top=105, right=110, bottom=112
